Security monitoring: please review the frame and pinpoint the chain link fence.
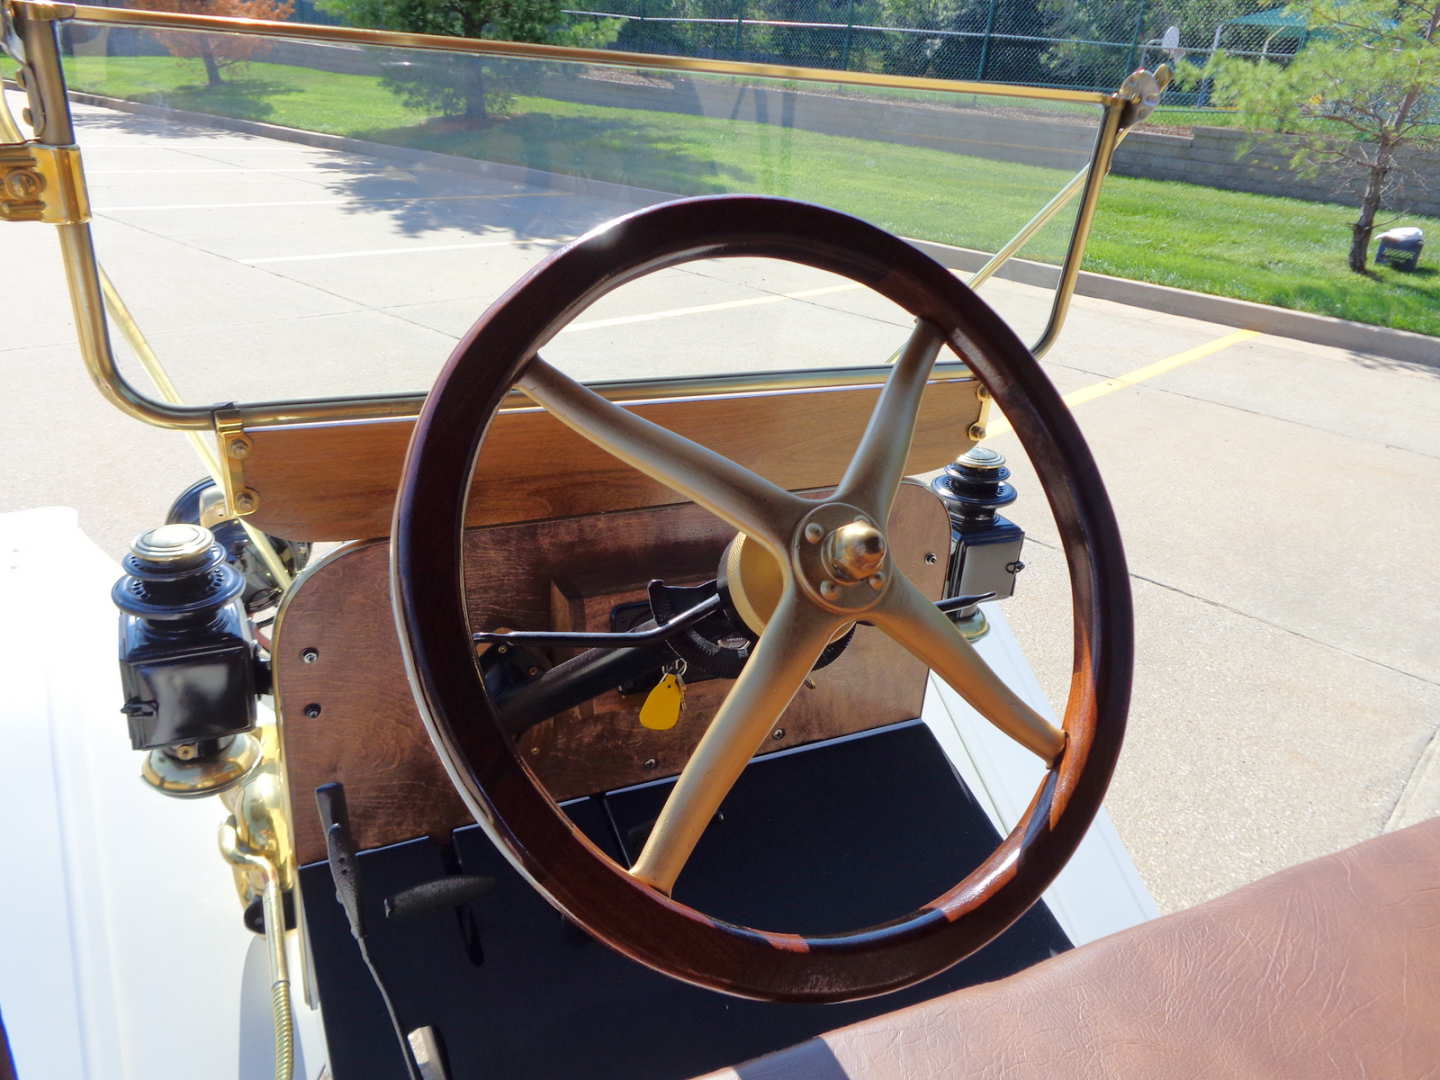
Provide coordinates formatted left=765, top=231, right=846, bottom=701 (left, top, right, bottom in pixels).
left=562, top=0, right=1310, bottom=103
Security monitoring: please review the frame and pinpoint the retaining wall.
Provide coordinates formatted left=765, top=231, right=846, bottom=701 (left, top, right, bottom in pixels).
left=1113, top=126, right=1440, bottom=218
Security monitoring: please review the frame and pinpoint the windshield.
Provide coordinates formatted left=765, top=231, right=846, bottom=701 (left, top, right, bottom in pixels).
left=53, top=21, right=1101, bottom=404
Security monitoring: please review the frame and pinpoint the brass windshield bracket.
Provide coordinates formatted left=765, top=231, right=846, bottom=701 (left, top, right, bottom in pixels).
left=215, top=409, right=260, bottom=519
left=0, top=141, right=89, bottom=224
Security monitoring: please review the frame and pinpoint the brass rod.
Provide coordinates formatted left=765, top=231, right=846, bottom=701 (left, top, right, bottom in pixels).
left=14, top=8, right=216, bottom=429
left=967, top=165, right=1088, bottom=291
left=1031, top=96, right=1125, bottom=360
left=0, top=83, right=24, bottom=141
left=233, top=365, right=977, bottom=430
left=34, top=2, right=1112, bottom=104
left=99, top=270, right=293, bottom=587
left=13, top=0, right=1133, bottom=434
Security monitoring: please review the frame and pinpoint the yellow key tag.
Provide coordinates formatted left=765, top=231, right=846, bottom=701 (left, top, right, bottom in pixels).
left=640, top=665, right=686, bottom=731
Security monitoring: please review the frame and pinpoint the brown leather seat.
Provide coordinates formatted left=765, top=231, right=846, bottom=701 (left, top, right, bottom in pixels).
left=698, top=818, right=1440, bottom=1079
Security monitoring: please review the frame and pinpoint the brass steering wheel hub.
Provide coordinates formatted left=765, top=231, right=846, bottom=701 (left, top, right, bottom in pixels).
left=792, top=502, right=890, bottom=614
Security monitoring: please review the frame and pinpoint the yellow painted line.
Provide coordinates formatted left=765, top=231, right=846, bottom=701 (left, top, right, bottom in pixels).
left=987, top=328, right=1259, bottom=437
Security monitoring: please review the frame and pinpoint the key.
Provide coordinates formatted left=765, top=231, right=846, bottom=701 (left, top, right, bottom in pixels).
left=640, top=660, right=687, bottom=731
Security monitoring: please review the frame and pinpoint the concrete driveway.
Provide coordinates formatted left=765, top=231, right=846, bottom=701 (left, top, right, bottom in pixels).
left=4, top=94, right=1437, bottom=915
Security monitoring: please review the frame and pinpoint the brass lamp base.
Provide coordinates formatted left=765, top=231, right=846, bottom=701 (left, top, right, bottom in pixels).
left=141, top=733, right=261, bottom=798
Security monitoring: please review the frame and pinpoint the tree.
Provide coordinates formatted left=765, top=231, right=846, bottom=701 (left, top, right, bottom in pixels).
left=321, top=0, right=613, bottom=124
left=1202, top=0, right=1440, bottom=272
left=134, top=0, right=296, bottom=87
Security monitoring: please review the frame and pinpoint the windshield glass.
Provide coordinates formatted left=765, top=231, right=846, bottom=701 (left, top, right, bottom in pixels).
left=59, top=21, right=1099, bottom=403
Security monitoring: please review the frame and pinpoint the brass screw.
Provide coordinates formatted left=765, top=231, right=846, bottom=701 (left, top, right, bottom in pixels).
left=968, top=423, right=987, bottom=441
left=924, top=552, right=938, bottom=565
left=642, top=758, right=657, bottom=770
left=804, top=522, right=825, bottom=544
left=172, top=741, right=199, bottom=761
left=301, top=648, right=319, bottom=664
left=5, top=169, right=42, bottom=200
left=234, top=490, right=257, bottom=513
left=771, top=728, right=785, bottom=740
left=304, top=703, right=322, bottom=719
left=228, top=438, right=251, bottom=459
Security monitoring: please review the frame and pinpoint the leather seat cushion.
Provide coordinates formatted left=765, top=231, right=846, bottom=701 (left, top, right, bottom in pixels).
left=697, top=817, right=1440, bottom=1079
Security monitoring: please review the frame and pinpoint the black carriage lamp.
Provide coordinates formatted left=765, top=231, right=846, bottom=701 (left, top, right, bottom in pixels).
left=931, top=445, right=1026, bottom=641
left=113, top=523, right=262, bottom=797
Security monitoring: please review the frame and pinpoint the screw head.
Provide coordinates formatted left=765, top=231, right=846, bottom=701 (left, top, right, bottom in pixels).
left=771, top=728, right=785, bottom=740
left=228, top=438, right=251, bottom=459
left=233, top=491, right=257, bottom=513
left=642, top=758, right=658, bottom=770
left=300, top=648, right=319, bottom=664
left=804, top=522, right=825, bottom=544
left=303, top=703, right=322, bottom=719
left=172, top=741, right=199, bottom=761
left=968, top=422, right=987, bottom=441
left=924, top=552, right=938, bottom=565
left=4, top=169, right=42, bottom=200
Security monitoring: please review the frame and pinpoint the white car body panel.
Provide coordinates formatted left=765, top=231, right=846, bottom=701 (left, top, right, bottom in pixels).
left=2, top=505, right=1150, bottom=1078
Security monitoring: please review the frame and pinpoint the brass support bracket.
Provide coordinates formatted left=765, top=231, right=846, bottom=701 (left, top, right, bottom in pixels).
left=0, top=141, right=90, bottom=224
left=215, top=408, right=260, bottom=519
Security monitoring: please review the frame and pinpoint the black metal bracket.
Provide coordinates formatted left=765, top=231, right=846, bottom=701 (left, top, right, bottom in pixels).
left=477, top=591, right=994, bottom=652
left=475, top=593, right=722, bottom=650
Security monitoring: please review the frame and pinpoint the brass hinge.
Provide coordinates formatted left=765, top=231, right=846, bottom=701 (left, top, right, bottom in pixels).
left=0, top=141, right=90, bottom=224
left=214, top=408, right=260, bottom=519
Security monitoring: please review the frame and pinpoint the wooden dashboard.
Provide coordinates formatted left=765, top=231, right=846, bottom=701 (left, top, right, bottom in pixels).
left=268, top=378, right=975, bottom=866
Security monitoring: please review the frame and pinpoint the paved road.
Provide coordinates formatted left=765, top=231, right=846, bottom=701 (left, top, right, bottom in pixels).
left=5, top=95, right=1438, bottom=915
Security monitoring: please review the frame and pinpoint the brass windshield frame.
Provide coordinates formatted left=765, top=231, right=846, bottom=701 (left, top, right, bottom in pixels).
left=4, top=0, right=1153, bottom=434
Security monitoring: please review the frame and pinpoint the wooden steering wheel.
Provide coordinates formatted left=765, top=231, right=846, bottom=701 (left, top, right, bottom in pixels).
left=391, top=195, right=1132, bottom=1003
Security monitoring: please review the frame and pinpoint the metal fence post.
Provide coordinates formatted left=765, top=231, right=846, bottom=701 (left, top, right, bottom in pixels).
left=976, top=0, right=998, bottom=79
left=1125, top=0, right=1148, bottom=74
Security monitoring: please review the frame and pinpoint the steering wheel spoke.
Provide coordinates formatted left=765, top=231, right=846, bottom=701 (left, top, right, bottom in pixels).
left=519, top=357, right=805, bottom=553
left=871, top=573, right=1066, bottom=764
left=629, top=590, right=842, bottom=895
left=835, top=320, right=946, bottom=521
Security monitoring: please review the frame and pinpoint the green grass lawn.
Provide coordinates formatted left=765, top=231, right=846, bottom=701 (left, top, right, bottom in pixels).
left=58, top=55, right=1440, bottom=337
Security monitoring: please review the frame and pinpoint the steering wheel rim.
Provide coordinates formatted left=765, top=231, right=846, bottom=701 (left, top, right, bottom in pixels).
left=392, top=195, right=1132, bottom=1003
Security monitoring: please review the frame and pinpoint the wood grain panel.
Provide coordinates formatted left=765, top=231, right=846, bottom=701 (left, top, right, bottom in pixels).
left=244, top=379, right=980, bottom=542
left=275, top=482, right=951, bottom=866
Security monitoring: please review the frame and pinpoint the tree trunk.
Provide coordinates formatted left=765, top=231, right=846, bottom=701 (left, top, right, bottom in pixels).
left=463, top=87, right=488, bottom=123
left=1348, top=165, right=1386, bottom=273
left=200, top=48, right=223, bottom=88
left=459, top=64, right=488, bottom=123
left=1348, top=132, right=1398, bottom=274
